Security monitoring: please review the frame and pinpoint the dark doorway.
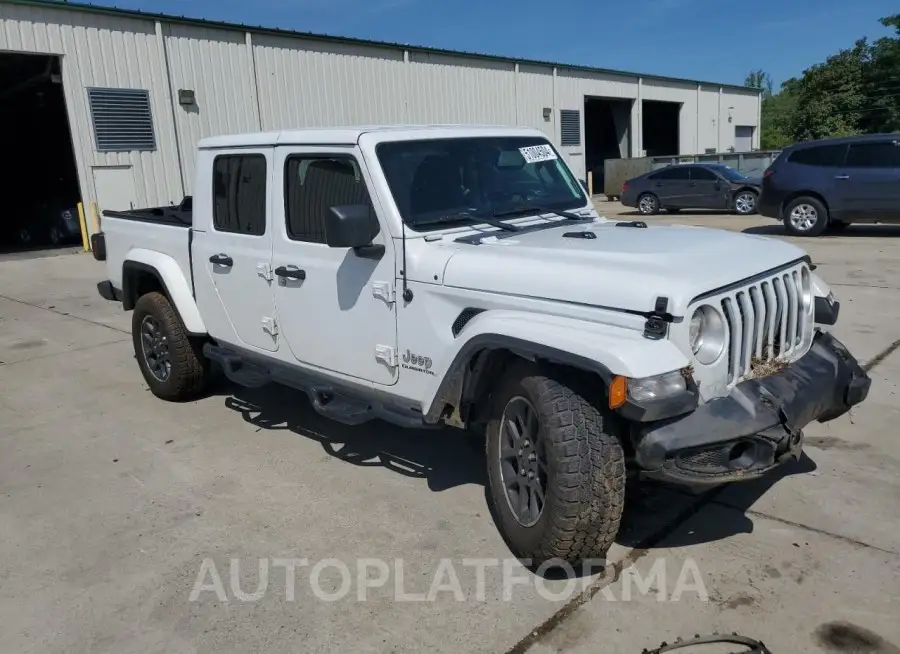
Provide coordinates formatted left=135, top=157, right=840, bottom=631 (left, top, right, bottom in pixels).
left=0, top=53, right=82, bottom=253
left=642, top=100, right=681, bottom=157
left=584, top=96, right=632, bottom=195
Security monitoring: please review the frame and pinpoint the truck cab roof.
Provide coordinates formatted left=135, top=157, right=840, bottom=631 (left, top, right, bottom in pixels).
left=197, top=124, right=549, bottom=149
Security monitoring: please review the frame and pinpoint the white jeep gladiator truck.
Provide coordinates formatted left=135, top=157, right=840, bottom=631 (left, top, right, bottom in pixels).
left=92, top=125, right=870, bottom=566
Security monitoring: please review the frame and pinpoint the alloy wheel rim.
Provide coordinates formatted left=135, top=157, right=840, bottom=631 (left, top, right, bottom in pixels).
left=140, top=315, right=171, bottom=382
left=735, top=193, right=755, bottom=214
left=639, top=196, right=656, bottom=214
left=789, top=204, right=818, bottom=231
left=498, top=396, right=548, bottom=527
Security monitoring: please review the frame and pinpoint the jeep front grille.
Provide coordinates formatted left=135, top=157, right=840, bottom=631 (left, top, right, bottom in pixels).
left=720, top=267, right=809, bottom=385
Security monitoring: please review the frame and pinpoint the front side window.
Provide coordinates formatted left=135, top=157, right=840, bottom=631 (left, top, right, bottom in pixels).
left=689, top=167, right=718, bottom=181
left=375, top=137, right=585, bottom=231
left=845, top=141, right=900, bottom=169
left=213, top=154, right=267, bottom=235
left=712, top=165, right=748, bottom=182
left=284, top=155, right=374, bottom=243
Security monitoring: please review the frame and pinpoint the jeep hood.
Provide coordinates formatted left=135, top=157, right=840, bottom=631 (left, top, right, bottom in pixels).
left=440, top=222, right=808, bottom=317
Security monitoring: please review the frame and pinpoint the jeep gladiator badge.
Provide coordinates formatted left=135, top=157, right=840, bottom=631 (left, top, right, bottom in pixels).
left=402, top=349, right=434, bottom=375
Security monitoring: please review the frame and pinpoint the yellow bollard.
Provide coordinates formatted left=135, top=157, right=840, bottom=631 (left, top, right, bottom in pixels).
left=77, top=202, right=90, bottom=252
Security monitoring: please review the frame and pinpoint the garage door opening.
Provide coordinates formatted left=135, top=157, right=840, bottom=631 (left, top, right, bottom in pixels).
left=642, top=100, right=681, bottom=157
left=0, top=53, right=82, bottom=254
left=584, top=96, right=632, bottom=194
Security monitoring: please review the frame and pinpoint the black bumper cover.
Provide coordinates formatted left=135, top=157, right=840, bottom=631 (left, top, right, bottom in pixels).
left=633, top=331, right=870, bottom=485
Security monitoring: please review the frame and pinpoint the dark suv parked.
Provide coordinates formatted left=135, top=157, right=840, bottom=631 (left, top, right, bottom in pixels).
left=759, top=134, right=900, bottom=236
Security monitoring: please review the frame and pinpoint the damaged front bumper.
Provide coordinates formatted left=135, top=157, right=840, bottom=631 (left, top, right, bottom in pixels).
left=632, top=331, right=871, bottom=485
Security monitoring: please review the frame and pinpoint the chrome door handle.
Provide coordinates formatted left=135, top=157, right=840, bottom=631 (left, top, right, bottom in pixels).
left=834, top=175, right=850, bottom=180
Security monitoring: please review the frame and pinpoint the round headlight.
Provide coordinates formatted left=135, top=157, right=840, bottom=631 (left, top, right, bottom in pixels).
left=690, top=305, right=726, bottom=365
left=800, top=267, right=812, bottom=313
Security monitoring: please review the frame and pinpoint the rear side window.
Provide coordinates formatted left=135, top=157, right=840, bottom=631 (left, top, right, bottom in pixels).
left=212, top=154, right=267, bottom=235
left=284, top=155, right=374, bottom=244
left=846, top=141, right=900, bottom=168
left=787, top=144, right=847, bottom=167
left=689, top=167, right=718, bottom=181
left=650, top=167, right=690, bottom=180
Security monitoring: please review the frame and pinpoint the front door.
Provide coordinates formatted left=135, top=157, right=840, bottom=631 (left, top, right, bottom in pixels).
left=835, top=140, right=900, bottom=221
left=271, top=146, right=398, bottom=386
left=688, top=166, right=727, bottom=209
left=192, top=149, right=279, bottom=353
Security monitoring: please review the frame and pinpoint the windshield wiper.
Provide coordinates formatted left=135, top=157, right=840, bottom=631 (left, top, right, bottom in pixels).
left=414, top=212, right=520, bottom=232
left=492, top=206, right=589, bottom=221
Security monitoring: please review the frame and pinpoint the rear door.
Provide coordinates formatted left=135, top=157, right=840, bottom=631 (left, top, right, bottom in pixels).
left=192, top=149, right=279, bottom=352
left=687, top=166, right=727, bottom=209
left=647, top=166, right=691, bottom=207
left=836, top=140, right=900, bottom=220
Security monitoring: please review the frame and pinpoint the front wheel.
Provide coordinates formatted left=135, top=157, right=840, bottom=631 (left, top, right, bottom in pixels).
left=132, top=292, right=210, bottom=401
left=485, top=362, right=626, bottom=566
left=784, top=196, right=828, bottom=236
left=733, top=190, right=758, bottom=215
left=637, top=193, right=660, bottom=215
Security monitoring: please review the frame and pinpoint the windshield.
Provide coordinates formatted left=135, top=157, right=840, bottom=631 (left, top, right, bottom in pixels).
left=376, top=137, right=587, bottom=231
left=714, top=165, right=749, bottom=182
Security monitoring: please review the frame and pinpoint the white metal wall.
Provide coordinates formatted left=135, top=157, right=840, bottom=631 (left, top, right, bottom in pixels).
left=0, top=1, right=761, bottom=213
left=0, top=3, right=184, bottom=215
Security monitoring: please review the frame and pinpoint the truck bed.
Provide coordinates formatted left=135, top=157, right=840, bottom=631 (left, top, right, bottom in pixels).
left=100, top=199, right=194, bottom=294
left=102, top=196, right=192, bottom=227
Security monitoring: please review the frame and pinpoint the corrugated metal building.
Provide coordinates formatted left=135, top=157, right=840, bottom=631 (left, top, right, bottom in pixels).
left=0, top=0, right=761, bottom=242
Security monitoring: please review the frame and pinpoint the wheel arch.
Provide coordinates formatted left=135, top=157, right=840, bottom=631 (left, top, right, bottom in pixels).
left=122, top=250, right=206, bottom=335
left=422, top=314, right=690, bottom=426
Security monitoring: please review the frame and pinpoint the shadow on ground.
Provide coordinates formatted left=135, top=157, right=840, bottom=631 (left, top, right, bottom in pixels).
left=743, top=224, right=900, bottom=238
left=220, top=382, right=818, bottom=567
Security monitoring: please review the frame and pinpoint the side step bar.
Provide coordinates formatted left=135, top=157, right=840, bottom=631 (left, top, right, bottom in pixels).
left=203, top=343, right=429, bottom=429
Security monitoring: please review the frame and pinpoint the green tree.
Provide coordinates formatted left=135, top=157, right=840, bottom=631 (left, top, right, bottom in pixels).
left=788, top=40, right=869, bottom=141
left=744, top=69, right=774, bottom=98
left=859, top=14, right=900, bottom=133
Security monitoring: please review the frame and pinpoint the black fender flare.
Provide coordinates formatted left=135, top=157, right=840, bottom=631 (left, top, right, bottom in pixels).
left=423, top=334, right=614, bottom=424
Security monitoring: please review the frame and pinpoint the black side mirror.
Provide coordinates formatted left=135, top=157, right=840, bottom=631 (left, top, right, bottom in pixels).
left=325, top=204, right=379, bottom=249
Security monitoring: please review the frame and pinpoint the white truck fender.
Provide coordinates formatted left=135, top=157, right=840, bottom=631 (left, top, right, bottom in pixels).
left=421, top=310, right=690, bottom=421
left=122, top=248, right=207, bottom=335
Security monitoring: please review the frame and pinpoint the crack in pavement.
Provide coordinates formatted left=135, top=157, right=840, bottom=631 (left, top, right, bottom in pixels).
left=503, top=486, right=726, bottom=654
left=0, top=294, right=129, bottom=335
left=863, top=336, right=900, bottom=372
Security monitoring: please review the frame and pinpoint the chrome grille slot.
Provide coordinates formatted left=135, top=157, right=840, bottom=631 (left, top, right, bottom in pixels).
left=715, top=265, right=810, bottom=386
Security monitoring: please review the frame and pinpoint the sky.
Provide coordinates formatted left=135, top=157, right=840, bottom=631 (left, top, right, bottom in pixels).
left=82, top=0, right=897, bottom=88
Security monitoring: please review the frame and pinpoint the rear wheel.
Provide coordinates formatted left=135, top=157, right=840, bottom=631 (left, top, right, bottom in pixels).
left=485, top=362, right=626, bottom=566
left=637, top=193, right=660, bottom=215
left=784, top=196, right=828, bottom=237
left=132, top=292, right=210, bottom=401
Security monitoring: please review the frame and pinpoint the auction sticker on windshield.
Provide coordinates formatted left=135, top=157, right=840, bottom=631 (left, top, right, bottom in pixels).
left=519, top=144, right=557, bottom=163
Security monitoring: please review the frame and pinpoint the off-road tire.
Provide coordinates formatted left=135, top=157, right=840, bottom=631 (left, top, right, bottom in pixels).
left=485, top=362, right=626, bottom=566
left=784, top=196, right=828, bottom=237
left=132, top=291, right=209, bottom=401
